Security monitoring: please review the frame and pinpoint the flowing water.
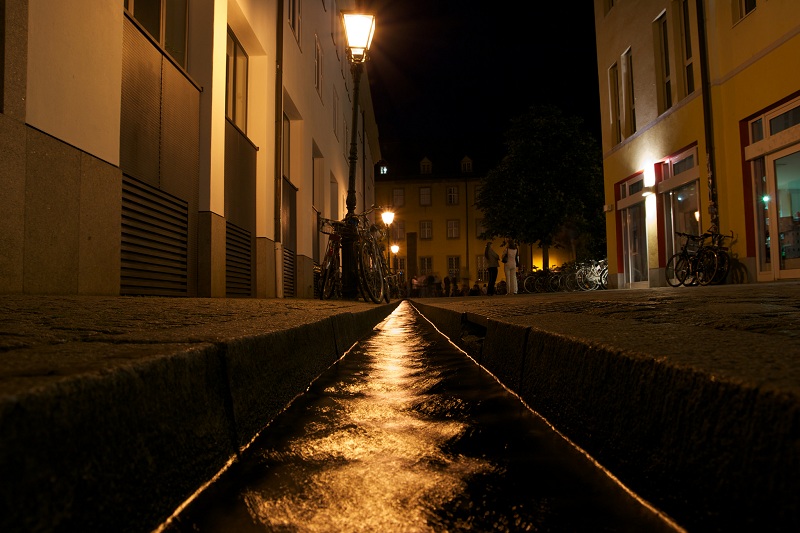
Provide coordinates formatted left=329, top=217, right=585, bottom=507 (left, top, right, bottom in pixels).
left=164, top=301, right=682, bottom=532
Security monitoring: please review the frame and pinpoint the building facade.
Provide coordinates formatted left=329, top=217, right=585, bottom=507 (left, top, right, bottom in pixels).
left=1, top=0, right=379, bottom=298
left=594, top=0, right=800, bottom=288
left=375, top=157, right=571, bottom=294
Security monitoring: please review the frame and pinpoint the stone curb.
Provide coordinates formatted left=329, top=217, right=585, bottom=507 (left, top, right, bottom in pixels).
left=0, top=302, right=400, bottom=533
left=409, top=298, right=800, bottom=532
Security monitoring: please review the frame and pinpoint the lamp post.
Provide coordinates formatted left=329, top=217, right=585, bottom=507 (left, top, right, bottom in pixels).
left=341, top=11, right=376, bottom=299
left=390, top=244, right=399, bottom=272
left=381, top=209, right=394, bottom=274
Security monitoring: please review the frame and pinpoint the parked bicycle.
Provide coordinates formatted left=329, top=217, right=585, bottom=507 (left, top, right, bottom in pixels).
left=316, top=207, right=386, bottom=303
left=665, top=231, right=717, bottom=287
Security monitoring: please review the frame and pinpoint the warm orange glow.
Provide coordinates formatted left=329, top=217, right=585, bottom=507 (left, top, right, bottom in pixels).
left=342, top=13, right=376, bottom=61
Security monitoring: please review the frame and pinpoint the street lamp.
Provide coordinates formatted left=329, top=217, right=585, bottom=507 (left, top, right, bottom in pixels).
left=341, top=11, right=376, bottom=299
left=390, top=244, right=399, bottom=271
left=381, top=210, right=394, bottom=274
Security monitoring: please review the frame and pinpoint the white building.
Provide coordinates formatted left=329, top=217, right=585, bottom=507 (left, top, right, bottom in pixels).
left=1, top=0, right=380, bottom=298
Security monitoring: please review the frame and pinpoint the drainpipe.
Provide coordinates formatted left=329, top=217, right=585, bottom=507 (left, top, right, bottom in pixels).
left=274, top=0, right=285, bottom=243
left=696, top=0, right=720, bottom=231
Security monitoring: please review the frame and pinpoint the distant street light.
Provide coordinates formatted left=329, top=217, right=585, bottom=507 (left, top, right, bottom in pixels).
left=391, top=244, right=399, bottom=272
left=341, top=11, right=376, bottom=299
left=381, top=210, right=394, bottom=275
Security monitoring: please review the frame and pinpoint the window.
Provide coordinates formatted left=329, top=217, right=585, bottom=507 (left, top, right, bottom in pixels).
left=680, top=0, right=695, bottom=95
left=126, top=0, right=188, bottom=68
left=476, top=255, right=488, bottom=282
left=226, top=30, right=248, bottom=131
left=380, top=165, right=388, bottom=175
left=447, top=256, right=461, bottom=279
left=749, top=100, right=800, bottom=143
left=392, top=188, right=405, bottom=207
left=659, top=147, right=700, bottom=258
left=420, top=257, right=433, bottom=276
left=623, top=49, right=636, bottom=136
left=420, top=158, right=432, bottom=174
left=769, top=106, right=800, bottom=136
left=391, top=220, right=405, bottom=241
left=446, top=186, right=459, bottom=205
left=420, top=220, right=432, bottom=240
left=447, top=219, right=460, bottom=239
left=314, top=34, right=323, bottom=95
left=461, top=158, right=473, bottom=173
left=288, top=0, right=301, bottom=41
left=734, top=0, right=756, bottom=22
left=419, top=187, right=431, bottom=206
left=655, top=12, right=673, bottom=113
left=332, top=88, right=339, bottom=137
left=609, top=62, right=622, bottom=144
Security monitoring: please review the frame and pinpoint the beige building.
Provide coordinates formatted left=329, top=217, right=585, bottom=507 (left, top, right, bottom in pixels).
left=1, top=0, right=379, bottom=298
left=375, top=156, right=571, bottom=294
left=594, top=0, right=800, bottom=287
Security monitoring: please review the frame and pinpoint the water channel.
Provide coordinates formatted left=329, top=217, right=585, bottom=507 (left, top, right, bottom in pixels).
left=163, top=301, right=683, bottom=532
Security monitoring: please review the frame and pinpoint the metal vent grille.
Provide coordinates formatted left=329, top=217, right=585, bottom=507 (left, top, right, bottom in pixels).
left=226, top=222, right=252, bottom=297
left=283, top=248, right=296, bottom=297
left=121, top=176, right=188, bottom=296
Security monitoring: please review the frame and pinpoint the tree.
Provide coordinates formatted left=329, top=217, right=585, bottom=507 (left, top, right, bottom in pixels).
left=476, top=105, right=605, bottom=261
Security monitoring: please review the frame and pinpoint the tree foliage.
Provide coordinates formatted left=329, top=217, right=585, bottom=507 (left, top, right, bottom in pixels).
left=476, top=105, right=605, bottom=258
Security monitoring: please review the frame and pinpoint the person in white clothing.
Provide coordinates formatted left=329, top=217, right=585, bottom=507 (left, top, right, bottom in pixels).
left=503, top=240, right=519, bottom=294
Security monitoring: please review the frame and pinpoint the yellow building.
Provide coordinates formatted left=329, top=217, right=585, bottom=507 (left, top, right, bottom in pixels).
left=594, top=0, right=800, bottom=287
left=375, top=156, right=570, bottom=294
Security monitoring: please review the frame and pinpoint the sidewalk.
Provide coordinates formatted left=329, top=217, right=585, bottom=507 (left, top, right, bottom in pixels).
left=410, top=281, right=800, bottom=532
left=1, top=283, right=799, bottom=532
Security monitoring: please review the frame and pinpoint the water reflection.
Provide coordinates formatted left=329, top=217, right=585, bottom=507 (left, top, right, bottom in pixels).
left=168, top=301, right=681, bottom=532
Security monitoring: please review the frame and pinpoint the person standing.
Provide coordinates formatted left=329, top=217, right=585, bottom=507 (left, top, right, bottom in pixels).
left=485, top=241, right=500, bottom=295
left=504, top=240, right=519, bottom=295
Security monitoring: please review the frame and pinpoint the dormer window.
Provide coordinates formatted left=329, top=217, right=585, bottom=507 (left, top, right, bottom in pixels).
left=420, top=157, right=432, bottom=174
left=461, top=157, right=473, bottom=173
left=380, top=165, right=388, bottom=175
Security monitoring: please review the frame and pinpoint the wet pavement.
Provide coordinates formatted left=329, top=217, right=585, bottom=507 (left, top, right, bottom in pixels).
left=163, top=302, right=681, bottom=532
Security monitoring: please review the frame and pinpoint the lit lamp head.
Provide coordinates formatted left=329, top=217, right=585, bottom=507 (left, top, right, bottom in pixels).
left=342, top=12, right=376, bottom=63
left=390, top=245, right=399, bottom=255
left=381, top=210, right=395, bottom=226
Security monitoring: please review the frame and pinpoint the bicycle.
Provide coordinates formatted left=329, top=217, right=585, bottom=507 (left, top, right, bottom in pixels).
left=665, top=232, right=717, bottom=287
left=316, top=207, right=386, bottom=303
left=317, top=217, right=348, bottom=300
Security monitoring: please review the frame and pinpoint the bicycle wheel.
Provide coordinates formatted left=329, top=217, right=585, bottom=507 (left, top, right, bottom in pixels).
left=665, top=253, right=687, bottom=287
left=712, top=250, right=730, bottom=284
left=357, top=236, right=384, bottom=303
left=319, top=241, right=340, bottom=299
left=523, top=275, right=537, bottom=294
left=695, top=248, right=718, bottom=286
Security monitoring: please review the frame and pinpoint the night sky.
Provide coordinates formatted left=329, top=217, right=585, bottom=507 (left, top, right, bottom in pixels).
left=363, top=1, right=601, bottom=173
